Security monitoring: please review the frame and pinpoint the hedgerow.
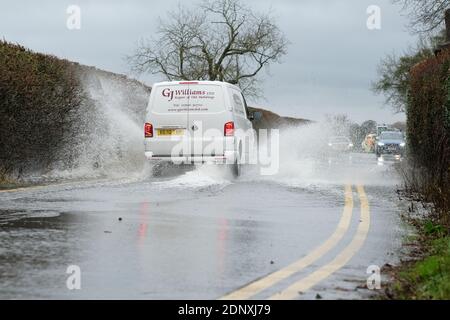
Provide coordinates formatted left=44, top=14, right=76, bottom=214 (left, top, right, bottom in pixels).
left=408, top=49, right=450, bottom=226
left=0, top=40, right=83, bottom=179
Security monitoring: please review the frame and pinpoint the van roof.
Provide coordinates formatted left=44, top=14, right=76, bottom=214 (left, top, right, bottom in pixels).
left=152, top=80, right=241, bottom=91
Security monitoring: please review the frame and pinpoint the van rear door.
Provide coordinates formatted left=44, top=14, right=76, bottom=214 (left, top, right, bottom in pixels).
left=148, top=84, right=190, bottom=156
left=185, top=83, right=228, bottom=157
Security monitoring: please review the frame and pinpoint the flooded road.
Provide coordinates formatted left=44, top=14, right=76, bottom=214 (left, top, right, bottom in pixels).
left=0, top=153, right=406, bottom=299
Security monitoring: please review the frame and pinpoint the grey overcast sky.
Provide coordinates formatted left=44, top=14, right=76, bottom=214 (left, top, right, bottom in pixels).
left=0, top=0, right=418, bottom=123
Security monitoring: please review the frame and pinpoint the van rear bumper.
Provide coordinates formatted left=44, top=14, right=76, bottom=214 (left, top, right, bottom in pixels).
left=144, top=151, right=237, bottom=164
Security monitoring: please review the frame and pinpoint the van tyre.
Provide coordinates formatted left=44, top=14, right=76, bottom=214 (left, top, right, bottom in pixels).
left=229, top=159, right=240, bottom=177
left=151, top=163, right=164, bottom=177
left=230, top=143, right=242, bottom=177
left=231, top=159, right=241, bottom=177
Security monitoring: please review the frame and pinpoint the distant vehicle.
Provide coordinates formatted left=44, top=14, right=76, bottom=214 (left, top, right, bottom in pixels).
left=144, top=81, right=260, bottom=177
left=375, top=131, right=406, bottom=158
left=327, top=136, right=353, bottom=152
left=361, top=133, right=376, bottom=153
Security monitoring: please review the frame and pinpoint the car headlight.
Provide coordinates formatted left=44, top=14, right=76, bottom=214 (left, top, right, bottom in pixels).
left=377, top=142, right=385, bottom=146
left=400, top=142, right=406, bottom=147
left=349, top=143, right=354, bottom=147
left=328, top=143, right=332, bottom=147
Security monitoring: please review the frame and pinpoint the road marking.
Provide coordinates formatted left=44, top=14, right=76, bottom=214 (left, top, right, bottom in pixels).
left=269, top=185, right=370, bottom=300
left=220, top=184, right=354, bottom=300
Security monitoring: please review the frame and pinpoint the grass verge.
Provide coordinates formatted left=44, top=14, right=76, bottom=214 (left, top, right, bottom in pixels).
left=386, top=217, right=450, bottom=299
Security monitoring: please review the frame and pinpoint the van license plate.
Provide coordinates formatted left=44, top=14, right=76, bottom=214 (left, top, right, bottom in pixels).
left=157, top=129, right=184, bottom=136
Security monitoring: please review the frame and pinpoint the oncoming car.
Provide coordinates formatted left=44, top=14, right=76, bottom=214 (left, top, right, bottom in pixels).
left=327, top=136, right=354, bottom=153
left=144, top=81, right=259, bottom=176
left=375, top=131, right=406, bottom=158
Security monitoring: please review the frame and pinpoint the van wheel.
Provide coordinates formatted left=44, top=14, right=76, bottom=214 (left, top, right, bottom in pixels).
left=230, top=144, right=242, bottom=177
left=231, top=159, right=241, bottom=177
left=151, top=163, right=164, bottom=177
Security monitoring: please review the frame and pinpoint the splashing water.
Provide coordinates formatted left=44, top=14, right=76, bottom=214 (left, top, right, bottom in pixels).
left=241, top=122, right=400, bottom=189
left=41, top=69, right=150, bottom=182
left=33, top=67, right=398, bottom=190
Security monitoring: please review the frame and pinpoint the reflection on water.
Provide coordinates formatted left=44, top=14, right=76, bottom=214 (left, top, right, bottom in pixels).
left=138, top=202, right=150, bottom=245
left=0, top=151, right=402, bottom=299
left=217, top=217, right=228, bottom=280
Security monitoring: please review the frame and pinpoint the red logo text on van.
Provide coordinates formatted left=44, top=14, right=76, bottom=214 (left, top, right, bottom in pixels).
left=162, top=88, right=208, bottom=102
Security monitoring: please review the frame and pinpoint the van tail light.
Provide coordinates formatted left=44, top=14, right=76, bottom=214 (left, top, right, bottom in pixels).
left=224, top=121, right=234, bottom=136
left=144, top=123, right=153, bottom=138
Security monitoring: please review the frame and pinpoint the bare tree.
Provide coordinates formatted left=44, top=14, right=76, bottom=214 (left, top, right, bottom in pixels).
left=372, top=32, right=444, bottom=113
left=393, top=0, right=449, bottom=33
left=372, top=52, right=425, bottom=113
left=128, top=0, right=288, bottom=98
left=325, top=114, right=352, bottom=136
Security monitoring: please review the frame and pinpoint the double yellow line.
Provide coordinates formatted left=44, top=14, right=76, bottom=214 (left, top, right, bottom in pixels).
left=221, top=184, right=370, bottom=300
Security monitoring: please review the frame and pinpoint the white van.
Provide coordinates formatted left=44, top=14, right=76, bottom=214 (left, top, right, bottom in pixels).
left=144, top=81, right=259, bottom=176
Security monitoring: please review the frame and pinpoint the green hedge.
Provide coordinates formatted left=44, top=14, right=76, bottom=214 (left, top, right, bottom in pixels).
left=408, top=49, right=450, bottom=223
left=0, top=41, right=82, bottom=178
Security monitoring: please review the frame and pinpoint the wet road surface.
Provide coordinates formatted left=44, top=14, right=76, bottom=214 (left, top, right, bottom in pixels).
left=0, top=153, right=406, bottom=299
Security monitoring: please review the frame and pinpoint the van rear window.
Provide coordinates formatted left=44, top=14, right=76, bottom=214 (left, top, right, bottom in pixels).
left=152, top=84, right=225, bottom=113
